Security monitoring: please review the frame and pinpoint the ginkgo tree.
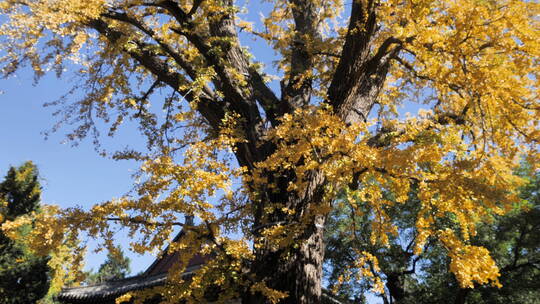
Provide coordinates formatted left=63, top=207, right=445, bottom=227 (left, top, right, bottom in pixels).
left=0, top=0, right=538, bottom=303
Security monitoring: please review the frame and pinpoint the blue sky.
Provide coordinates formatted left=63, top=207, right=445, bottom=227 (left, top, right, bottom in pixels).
left=0, top=71, right=146, bottom=272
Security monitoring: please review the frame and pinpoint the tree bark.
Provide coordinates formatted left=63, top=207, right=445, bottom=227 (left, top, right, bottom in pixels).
left=238, top=165, right=329, bottom=304
left=454, top=288, right=470, bottom=304
left=242, top=215, right=326, bottom=304
left=386, top=273, right=406, bottom=304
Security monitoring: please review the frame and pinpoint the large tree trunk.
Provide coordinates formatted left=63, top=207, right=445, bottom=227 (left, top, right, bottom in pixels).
left=386, top=273, right=407, bottom=304
left=240, top=168, right=328, bottom=304
left=209, top=1, right=389, bottom=301
left=454, top=288, right=470, bottom=304
left=242, top=215, right=326, bottom=304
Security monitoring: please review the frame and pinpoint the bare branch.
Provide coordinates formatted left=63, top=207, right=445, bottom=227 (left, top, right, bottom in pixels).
left=393, top=56, right=464, bottom=96
left=134, top=79, right=160, bottom=118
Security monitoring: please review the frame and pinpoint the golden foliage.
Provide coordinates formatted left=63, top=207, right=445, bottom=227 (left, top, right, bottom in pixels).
left=0, top=0, right=538, bottom=301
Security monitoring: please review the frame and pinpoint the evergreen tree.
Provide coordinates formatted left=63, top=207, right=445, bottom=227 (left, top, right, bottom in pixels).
left=324, top=167, right=540, bottom=304
left=0, top=162, right=51, bottom=304
left=85, top=246, right=131, bottom=284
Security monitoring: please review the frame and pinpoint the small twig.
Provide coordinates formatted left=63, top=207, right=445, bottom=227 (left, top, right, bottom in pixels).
left=106, top=217, right=185, bottom=227
left=250, top=221, right=289, bottom=234
left=134, top=79, right=160, bottom=117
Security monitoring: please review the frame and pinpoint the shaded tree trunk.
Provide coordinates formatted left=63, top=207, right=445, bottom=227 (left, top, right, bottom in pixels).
left=240, top=169, right=328, bottom=304
left=242, top=215, right=326, bottom=304
left=454, top=288, right=470, bottom=304
left=386, top=273, right=407, bottom=304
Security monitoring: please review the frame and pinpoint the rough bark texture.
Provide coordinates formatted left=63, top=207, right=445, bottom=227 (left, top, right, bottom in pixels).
left=243, top=217, right=326, bottom=304
left=244, top=168, right=328, bottom=304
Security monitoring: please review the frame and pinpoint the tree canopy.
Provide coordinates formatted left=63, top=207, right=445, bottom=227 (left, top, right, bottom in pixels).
left=0, top=0, right=538, bottom=303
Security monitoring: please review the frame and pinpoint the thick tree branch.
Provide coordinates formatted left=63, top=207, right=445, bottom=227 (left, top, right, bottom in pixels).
left=327, top=0, right=385, bottom=124
left=159, top=0, right=282, bottom=128
left=106, top=217, right=184, bottom=227
left=280, top=0, right=321, bottom=109
left=101, top=10, right=217, bottom=100
left=88, top=18, right=226, bottom=130
left=187, top=0, right=204, bottom=17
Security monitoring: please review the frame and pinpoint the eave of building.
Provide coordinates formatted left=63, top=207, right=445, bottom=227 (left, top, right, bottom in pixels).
left=56, top=266, right=200, bottom=303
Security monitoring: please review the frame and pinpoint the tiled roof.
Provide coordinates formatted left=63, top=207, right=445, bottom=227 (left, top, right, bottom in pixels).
left=57, top=229, right=207, bottom=304
left=143, top=231, right=209, bottom=277
left=56, top=272, right=168, bottom=304
left=58, top=274, right=350, bottom=304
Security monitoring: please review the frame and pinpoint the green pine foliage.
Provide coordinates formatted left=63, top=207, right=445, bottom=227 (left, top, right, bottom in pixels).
left=324, top=166, right=540, bottom=304
left=0, top=162, right=51, bottom=304
left=85, top=246, right=131, bottom=285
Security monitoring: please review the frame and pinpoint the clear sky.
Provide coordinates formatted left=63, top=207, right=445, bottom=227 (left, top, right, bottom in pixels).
left=0, top=71, right=147, bottom=272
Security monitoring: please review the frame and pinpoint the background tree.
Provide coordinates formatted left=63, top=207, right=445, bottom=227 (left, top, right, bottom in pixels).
left=0, top=1, right=538, bottom=303
left=0, top=162, right=51, bottom=304
left=85, top=246, right=131, bottom=284
left=324, top=166, right=540, bottom=304
left=409, top=166, right=540, bottom=304
left=324, top=185, right=422, bottom=303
